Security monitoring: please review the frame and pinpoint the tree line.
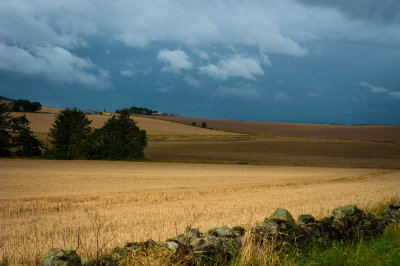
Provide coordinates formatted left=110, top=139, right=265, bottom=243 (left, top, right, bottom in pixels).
left=0, top=101, right=147, bottom=160
left=1, top=97, right=43, bottom=112
left=117, top=106, right=157, bottom=115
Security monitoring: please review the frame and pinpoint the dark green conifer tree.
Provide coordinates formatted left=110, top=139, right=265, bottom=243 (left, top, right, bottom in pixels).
left=49, top=108, right=92, bottom=158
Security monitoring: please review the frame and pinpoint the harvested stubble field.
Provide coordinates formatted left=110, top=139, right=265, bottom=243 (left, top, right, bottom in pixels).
left=1, top=159, right=400, bottom=265
left=11, top=110, right=400, bottom=169
left=152, top=115, right=400, bottom=141
left=12, top=112, right=241, bottom=143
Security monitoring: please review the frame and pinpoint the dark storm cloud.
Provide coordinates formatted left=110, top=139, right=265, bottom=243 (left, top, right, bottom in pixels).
left=298, top=0, right=400, bottom=23
left=1, top=0, right=400, bottom=124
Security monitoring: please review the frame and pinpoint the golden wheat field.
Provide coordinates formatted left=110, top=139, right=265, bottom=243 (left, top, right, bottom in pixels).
left=1, top=159, right=399, bottom=265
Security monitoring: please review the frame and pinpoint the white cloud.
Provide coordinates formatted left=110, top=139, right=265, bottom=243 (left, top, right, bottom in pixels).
left=274, top=91, right=290, bottom=102
left=307, top=91, right=322, bottom=98
left=157, top=49, right=192, bottom=74
left=193, top=50, right=209, bottom=60
left=214, top=86, right=260, bottom=100
left=184, top=76, right=200, bottom=88
left=359, top=81, right=388, bottom=93
left=199, top=55, right=265, bottom=80
left=359, top=81, right=400, bottom=100
left=120, top=70, right=133, bottom=77
left=388, top=91, right=400, bottom=99
left=0, top=43, right=109, bottom=88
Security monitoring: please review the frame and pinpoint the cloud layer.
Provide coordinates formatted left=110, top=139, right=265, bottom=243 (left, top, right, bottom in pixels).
left=1, top=0, right=399, bottom=88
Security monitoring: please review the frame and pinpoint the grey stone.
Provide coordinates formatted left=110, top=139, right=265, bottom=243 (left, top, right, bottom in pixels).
left=207, top=226, right=234, bottom=237
left=166, top=241, right=179, bottom=253
left=270, top=208, right=295, bottom=225
left=232, top=226, right=245, bottom=236
left=183, top=227, right=201, bottom=238
left=192, top=236, right=220, bottom=253
left=332, top=205, right=359, bottom=217
left=264, top=219, right=279, bottom=234
left=297, top=214, right=315, bottom=224
left=390, top=201, right=400, bottom=210
left=42, top=249, right=81, bottom=266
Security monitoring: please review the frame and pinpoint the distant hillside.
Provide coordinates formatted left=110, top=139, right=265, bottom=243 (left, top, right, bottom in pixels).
left=10, top=107, right=242, bottom=142
left=151, top=116, right=400, bottom=141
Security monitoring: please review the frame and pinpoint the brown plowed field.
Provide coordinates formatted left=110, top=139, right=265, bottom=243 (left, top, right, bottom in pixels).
left=146, top=137, right=400, bottom=169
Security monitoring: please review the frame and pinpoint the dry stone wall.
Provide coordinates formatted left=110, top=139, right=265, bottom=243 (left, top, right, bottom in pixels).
left=42, top=202, right=400, bottom=265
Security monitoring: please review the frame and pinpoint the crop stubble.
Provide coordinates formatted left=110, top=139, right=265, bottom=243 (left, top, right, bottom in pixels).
left=1, top=159, right=399, bottom=264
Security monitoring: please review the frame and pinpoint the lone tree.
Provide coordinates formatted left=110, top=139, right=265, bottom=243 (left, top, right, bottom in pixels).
left=83, top=109, right=147, bottom=160
left=10, top=115, right=43, bottom=156
left=49, top=108, right=92, bottom=158
left=201, top=122, right=207, bottom=128
left=0, top=101, right=11, bottom=156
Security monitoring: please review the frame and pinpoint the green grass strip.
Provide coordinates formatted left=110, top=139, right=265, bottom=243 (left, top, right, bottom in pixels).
left=295, top=225, right=400, bottom=266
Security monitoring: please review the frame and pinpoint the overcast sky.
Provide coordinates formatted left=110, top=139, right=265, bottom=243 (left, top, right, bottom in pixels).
left=1, top=0, right=400, bottom=124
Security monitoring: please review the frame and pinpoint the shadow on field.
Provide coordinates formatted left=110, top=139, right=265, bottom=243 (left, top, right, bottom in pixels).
left=146, top=137, right=400, bottom=169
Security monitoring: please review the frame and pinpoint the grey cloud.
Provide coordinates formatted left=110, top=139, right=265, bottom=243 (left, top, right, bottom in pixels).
left=388, top=91, right=400, bottom=99
left=120, top=70, right=133, bottom=77
left=0, top=1, right=307, bottom=56
left=184, top=76, right=200, bottom=88
left=213, top=86, right=260, bottom=101
left=156, top=82, right=175, bottom=93
left=359, top=82, right=400, bottom=100
left=3, top=0, right=399, bottom=66
left=307, top=91, right=322, bottom=98
left=0, top=44, right=109, bottom=88
left=297, top=0, right=400, bottom=24
left=0, top=2, right=85, bottom=49
left=274, top=91, right=290, bottom=102
left=359, top=82, right=388, bottom=93
left=192, top=50, right=210, bottom=60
